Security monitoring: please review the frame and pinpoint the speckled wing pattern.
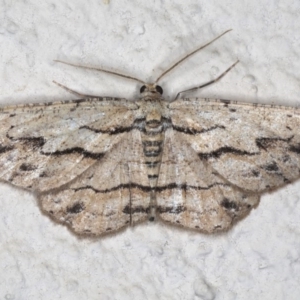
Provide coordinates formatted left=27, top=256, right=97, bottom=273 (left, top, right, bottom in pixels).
left=0, top=94, right=300, bottom=236
left=158, top=98, right=300, bottom=232
left=0, top=98, right=150, bottom=235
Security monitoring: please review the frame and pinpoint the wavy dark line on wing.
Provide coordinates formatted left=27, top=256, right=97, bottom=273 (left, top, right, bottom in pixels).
left=41, top=147, right=105, bottom=160
left=156, top=182, right=228, bottom=192
left=158, top=205, right=186, bottom=214
left=198, top=146, right=258, bottom=160
left=73, top=183, right=152, bottom=193
left=6, top=134, right=103, bottom=159
left=172, top=124, right=226, bottom=135
left=80, top=117, right=146, bottom=135
left=80, top=117, right=173, bottom=135
left=199, top=136, right=296, bottom=160
left=72, top=182, right=229, bottom=194
left=122, top=205, right=149, bottom=215
left=80, top=124, right=133, bottom=135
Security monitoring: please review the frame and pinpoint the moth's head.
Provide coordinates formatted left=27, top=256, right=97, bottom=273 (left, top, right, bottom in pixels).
left=140, top=84, right=163, bottom=97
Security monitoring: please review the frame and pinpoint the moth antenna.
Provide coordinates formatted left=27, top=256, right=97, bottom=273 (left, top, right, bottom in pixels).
left=155, top=29, right=232, bottom=83
left=174, top=60, right=239, bottom=100
left=54, top=60, right=145, bottom=84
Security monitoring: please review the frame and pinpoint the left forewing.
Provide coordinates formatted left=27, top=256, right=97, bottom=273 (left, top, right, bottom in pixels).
left=0, top=97, right=138, bottom=192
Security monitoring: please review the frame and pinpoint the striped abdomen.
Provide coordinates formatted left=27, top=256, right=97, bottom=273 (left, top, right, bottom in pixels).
left=141, top=112, right=165, bottom=221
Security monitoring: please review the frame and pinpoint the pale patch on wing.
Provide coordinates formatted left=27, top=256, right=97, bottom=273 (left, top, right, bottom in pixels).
left=157, top=129, right=259, bottom=233
left=39, top=128, right=150, bottom=236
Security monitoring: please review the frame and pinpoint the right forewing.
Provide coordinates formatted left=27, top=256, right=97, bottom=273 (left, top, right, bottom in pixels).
left=169, top=98, right=300, bottom=192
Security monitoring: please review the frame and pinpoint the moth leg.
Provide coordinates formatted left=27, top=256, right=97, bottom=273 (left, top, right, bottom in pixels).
left=174, top=60, right=239, bottom=100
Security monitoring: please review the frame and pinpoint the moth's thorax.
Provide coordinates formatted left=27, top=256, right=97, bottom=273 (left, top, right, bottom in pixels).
left=136, top=83, right=167, bottom=118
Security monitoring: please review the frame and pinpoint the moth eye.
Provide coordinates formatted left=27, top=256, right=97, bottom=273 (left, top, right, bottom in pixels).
left=140, top=85, right=147, bottom=93
left=155, top=85, right=163, bottom=95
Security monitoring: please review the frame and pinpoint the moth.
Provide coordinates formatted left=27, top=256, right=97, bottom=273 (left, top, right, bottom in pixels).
left=1, top=30, right=300, bottom=236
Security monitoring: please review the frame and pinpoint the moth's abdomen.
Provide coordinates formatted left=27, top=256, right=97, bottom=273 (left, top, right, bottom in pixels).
left=143, top=121, right=164, bottom=184
left=142, top=111, right=165, bottom=221
left=142, top=140, right=163, bottom=158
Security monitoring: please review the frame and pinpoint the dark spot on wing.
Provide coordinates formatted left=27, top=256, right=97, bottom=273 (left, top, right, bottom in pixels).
left=220, top=99, right=231, bottom=105
left=221, top=198, right=238, bottom=210
left=263, top=161, right=279, bottom=172
left=67, top=202, right=85, bottom=214
left=290, top=144, right=300, bottom=154
left=0, top=144, right=14, bottom=154
left=256, top=136, right=293, bottom=150
left=251, top=170, right=260, bottom=177
left=20, top=137, right=46, bottom=149
left=19, top=163, right=37, bottom=172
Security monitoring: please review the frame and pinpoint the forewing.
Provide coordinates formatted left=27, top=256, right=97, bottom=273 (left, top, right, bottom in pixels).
left=39, top=127, right=150, bottom=236
left=157, top=98, right=300, bottom=233
left=0, top=97, right=137, bottom=192
left=156, top=129, right=259, bottom=233
left=169, top=98, right=300, bottom=192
